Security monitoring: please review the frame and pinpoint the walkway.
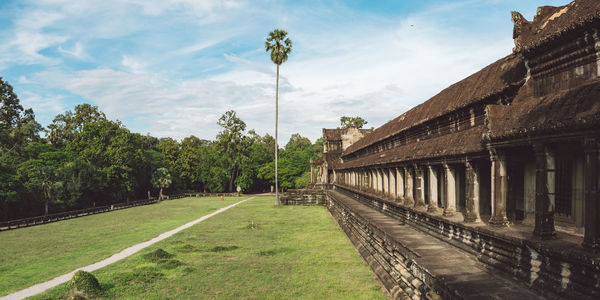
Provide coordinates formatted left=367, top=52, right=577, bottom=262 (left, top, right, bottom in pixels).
left=329, top=190, right=543, bottom=299
left=1, top=197, right=254, bottom=300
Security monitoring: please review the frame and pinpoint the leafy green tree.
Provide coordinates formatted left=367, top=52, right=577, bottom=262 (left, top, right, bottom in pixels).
left=237, top=131, right=274, bottom=192
left=67, top=119, right=145, bottom=202
left=151, top=167, right=172, bottom=200
left=295, top=171, right=312, bottom=189
left=259, top=133, right=316, bottom=190
left=340, top=116, right=368, bottom=129
left=176, top=136, right=203, bottom=191
left=0, top=77, right=42, bottom=155
left=17, top=151, right=67, bottom=215
left=265, top=29, right=292, bottom=205
left=47, top=104, right=106, bottom=145
left=58, top=158, right=104, bottom=208
left=0, top=152, right=21, bottom=220
left=286, top=133, right=312, bottom=151
left=216, top=110, right=247, bottom=192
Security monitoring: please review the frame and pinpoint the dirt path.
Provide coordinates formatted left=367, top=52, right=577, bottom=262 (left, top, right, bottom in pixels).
left=1, top=197, right=254, bottom=300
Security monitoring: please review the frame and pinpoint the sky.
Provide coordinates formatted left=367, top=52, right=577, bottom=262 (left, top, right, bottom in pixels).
left=0, top=0, right=573, bottom=144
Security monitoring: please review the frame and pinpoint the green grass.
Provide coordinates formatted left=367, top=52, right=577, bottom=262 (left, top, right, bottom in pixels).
left=0, top=196, right=244, bottom=296
left=33, top=196, right=386, bottom=299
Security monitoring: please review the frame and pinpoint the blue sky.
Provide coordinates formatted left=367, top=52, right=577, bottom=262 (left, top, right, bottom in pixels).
left=0, top=0, right=572, bottom=143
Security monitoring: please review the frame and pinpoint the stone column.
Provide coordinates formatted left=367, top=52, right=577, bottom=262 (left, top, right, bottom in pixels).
left=383, top=168, right=389, bottom=196
left=378, top=169, right=384, bottom=194
left=404, top=167, right=414, bottom=206
left=489, top=150, right=510, bottom=226
left=427, top=165, right=438, bottom=212
left=310, top=160, right=315, bottom=184
left=464, top=160, right=481, bottom=222
left=397, top=168, right=405, bottom=201
left=533, top=144, right=556, bottom=239
left=583, top=138, right=600, bottom=249
left=414, top=165, right=426, bottom=208
left=390, top=168, right=397, bottom=200
left=443, top=163, right=457, bottom=216
left=371, top=169, right=376, bottom=192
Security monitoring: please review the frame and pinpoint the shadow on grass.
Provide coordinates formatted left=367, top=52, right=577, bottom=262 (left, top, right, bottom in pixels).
left=257, top=247, right=294, bottom=256
left=209, top=245, right=239, bottom=252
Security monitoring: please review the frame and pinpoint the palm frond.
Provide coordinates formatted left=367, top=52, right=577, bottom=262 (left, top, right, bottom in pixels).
left=265, top=29, right=292, bottom=65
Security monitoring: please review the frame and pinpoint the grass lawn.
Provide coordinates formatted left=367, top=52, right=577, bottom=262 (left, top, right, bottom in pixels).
left=0, top=196, right=245, bottom=296
left=33, top=196, right=386, bottom=299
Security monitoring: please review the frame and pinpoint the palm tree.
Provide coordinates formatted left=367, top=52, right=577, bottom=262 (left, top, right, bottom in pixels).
left=265, top=29, right=292, bottom=206
left=151, top=167, right=172, bottom=201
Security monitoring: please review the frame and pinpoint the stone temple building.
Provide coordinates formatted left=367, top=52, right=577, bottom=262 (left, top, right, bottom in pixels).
left=292, top=0, right=600, bottom=298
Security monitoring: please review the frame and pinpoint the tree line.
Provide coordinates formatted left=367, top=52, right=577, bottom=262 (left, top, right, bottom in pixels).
left=0, top=77, right=321, bottom=221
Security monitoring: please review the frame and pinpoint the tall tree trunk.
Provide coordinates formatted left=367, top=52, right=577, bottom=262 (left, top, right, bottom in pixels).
left=275, top=64, right=280, bottom=206
left=45, top=198, right=48, bottom=215
left=159, top=187, right=163, bottom=201
left=229, top=169, right=235, bottom=192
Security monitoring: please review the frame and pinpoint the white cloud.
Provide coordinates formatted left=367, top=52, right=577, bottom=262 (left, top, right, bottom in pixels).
left=58, top=42, right=85, bottom=59
left=4, top=0, right=536, bottom=143
left=121, top=55, right=147, bottom=74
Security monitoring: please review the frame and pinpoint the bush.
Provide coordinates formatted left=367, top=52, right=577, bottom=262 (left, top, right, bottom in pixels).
left=294, top=171, right=311, bottom=189
left=143, top=248, right=173, bottom=262
left=69, top=270, right=101, bottom=295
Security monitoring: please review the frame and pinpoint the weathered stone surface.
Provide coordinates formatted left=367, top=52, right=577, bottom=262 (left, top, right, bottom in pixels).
left=327, top=189, right=544, bottom=299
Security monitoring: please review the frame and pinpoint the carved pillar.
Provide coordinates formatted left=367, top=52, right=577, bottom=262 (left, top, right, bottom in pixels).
left=310, top=160, right=315, bottom=184
left=532, top=144, right=556, bottom=238
left=427, top=165, right=438, bottom=212
left=414, top=165, right=426, bottom=208
left=397, top=168, right=405, bottom=201
left=489, top=150, right=510, bottom=226
left=583, top=138, right=600, bottom=249
left=372, top=169, right=376, bottom=192
left=443, top=163, right=456, bottom=216
left=390, top=168, right=397, bottom=199
left=383, top=168, right=389, bottom=196
left=378, top=169, right=384, bottom=194
left=464, top=160, right=481, bottom=222
left=404, top=167, right=414, bottom=206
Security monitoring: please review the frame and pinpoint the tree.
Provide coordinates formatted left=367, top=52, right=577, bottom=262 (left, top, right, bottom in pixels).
left=0, top=77, right=42, bottom=155
left=265, top=29, right=292, bottom=206
left=47, top=104, right=106, bottom=145
left=340, top=116, right=368, bottom=129
left=285, top=133, right=312, bottom=151
left=216, top=110, right=247, bottom=192
left=151, top=168, right=172, bottom=200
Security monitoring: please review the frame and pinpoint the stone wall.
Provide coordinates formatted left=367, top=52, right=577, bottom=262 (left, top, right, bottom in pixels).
left=283, top=185, right=600, bottom=299
left=334, top=185, right=600, bottom=299
left=328, top=194, right=426, bottom=299
left=280, top=188, right=328, bottom=206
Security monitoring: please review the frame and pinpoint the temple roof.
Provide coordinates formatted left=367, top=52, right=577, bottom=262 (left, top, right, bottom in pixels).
left=488, top=79, right=600, bottom=141
left=323, top=127, right=372, bottom=141
left=512, top=0, right=600, bottom=54
left=342, top=54, right=525, bottom=157
left=339, top=125, right=486, bottom=169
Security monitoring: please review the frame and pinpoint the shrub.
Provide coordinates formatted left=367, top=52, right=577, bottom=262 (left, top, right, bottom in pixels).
left=69, top=270, right=101, bottom=295
left=294, top=171, right=311, bottom=189
left=143, top=248, right=173, bottom=262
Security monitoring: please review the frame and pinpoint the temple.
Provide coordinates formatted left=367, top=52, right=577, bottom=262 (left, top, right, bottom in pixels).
left=294, top=0, right=600, bottom=298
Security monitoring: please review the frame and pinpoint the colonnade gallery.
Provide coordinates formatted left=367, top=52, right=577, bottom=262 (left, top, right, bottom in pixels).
left=311, top=0, right=600, bottom=249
